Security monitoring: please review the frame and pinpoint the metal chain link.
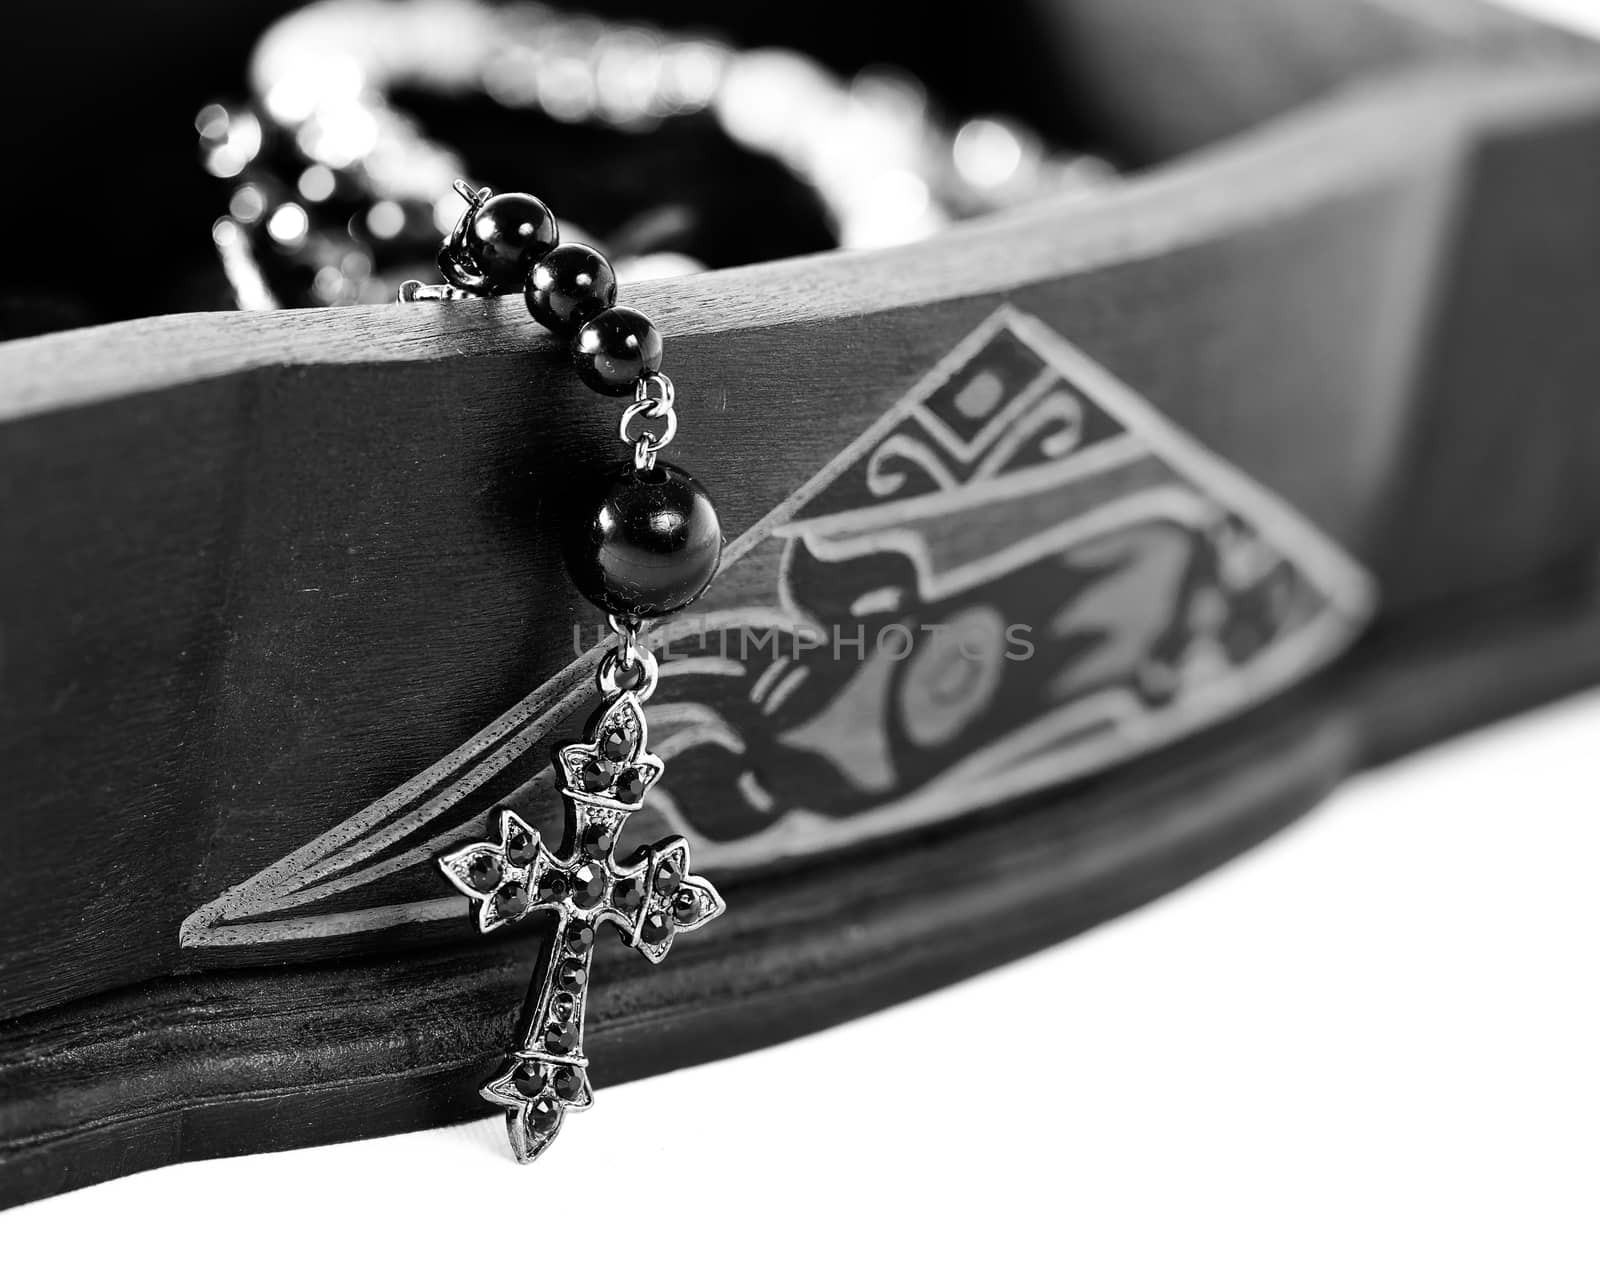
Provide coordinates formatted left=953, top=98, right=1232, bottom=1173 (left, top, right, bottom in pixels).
left=597, top=616, right=658, bottom=701
left=618, top=372, right=678, bottom=470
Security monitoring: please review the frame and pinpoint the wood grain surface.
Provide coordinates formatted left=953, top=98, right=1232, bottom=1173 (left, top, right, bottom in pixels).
left=4, top=557, right=1599, bottom=1209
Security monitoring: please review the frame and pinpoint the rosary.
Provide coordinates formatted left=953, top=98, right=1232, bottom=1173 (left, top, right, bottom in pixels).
left=420, top=181, right=724, bottom=1162
left=197, top=0, right=1111, bottom=1165
left=197, top=0, right=1110, bottom=308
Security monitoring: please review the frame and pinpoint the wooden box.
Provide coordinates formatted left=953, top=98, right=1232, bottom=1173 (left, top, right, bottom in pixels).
left=3, top=0, right=1600, bottom=1205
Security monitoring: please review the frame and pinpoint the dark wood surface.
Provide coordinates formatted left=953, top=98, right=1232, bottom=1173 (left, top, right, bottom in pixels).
left=4, top=556, right=1599, bottom=1209
left=7, top=59, right=1599, bottom=1012
left=3, top=0, right=1600, bottom=1207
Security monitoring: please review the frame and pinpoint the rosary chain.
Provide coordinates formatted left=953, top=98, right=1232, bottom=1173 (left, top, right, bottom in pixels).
left=619, top=373, right=677, bottom=470
left=198, top=0, right=1114, bottom=309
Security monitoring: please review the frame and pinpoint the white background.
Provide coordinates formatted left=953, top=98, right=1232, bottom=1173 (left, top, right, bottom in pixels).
left=8, top=1, right=1600, bottom=1270
left=6, top=688, right=1599, bottom=1273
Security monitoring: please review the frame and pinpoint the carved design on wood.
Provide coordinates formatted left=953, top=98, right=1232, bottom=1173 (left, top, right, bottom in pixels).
left=180, top=305, right=1376, bottom=949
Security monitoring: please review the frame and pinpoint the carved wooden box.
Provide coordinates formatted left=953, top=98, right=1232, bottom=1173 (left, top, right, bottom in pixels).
left=3, top=0, right=1599, bottom=1205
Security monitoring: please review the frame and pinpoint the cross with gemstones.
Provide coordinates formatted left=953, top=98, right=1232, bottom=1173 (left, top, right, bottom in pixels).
left=437, top=688, right=724, bottom=1162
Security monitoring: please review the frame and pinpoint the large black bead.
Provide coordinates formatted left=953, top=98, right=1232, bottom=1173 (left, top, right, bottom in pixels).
left=461, top=193, right=558, bottom=292
left=525, top=243, right=617, bottom=337
left=564, top=462, right=722, bottom=620
left=571, top=305, right=663, bottom=396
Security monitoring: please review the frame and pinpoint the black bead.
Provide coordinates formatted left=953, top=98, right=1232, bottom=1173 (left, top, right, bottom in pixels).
left=614, top=768, right=646, bottom=806
left=640, top=912, right=674, bottom=946
left=564, top=462, right=723, bottom=620
left=580, top=756, right=616, bottom=793
left=578, top=822, right=614, bottom=859
left=536, top=870, right=569, bottom=904
left=506, top=823, right=537, bottom=866
left=513, top=1062, right=546, bottom=1098
left=544, top=1021, right=579, bottom=1053
left=461, top=192, right=558, bottom=292
left=550, top=992, right=577, bottom=1022
left=599, top=726, right=631, bottom=763
left=569, top=862, right=607, bottom=911
left=525, top=243, right=617, bottom=337
left=653, top=859, right=683, bottom=896
left=557, top=959, right=589, bottom=992
left=495, top=883, right=529, bottom=919
left=571, top=305, right=663, bottom=396
left=527, top=1093, right=563, bottom=1132
left=551, top=1066, right=586, bottom=1102
left=467, top=855, right=502, bottom=892
left=612, top=876, right=644, bottom=913
left=566, top=920, right=596, bottom=954
left=672, top=887, right=702, bottom=924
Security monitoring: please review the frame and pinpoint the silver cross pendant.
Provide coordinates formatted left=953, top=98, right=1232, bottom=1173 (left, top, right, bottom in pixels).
left=436, top=670, right=724, bottom=1162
